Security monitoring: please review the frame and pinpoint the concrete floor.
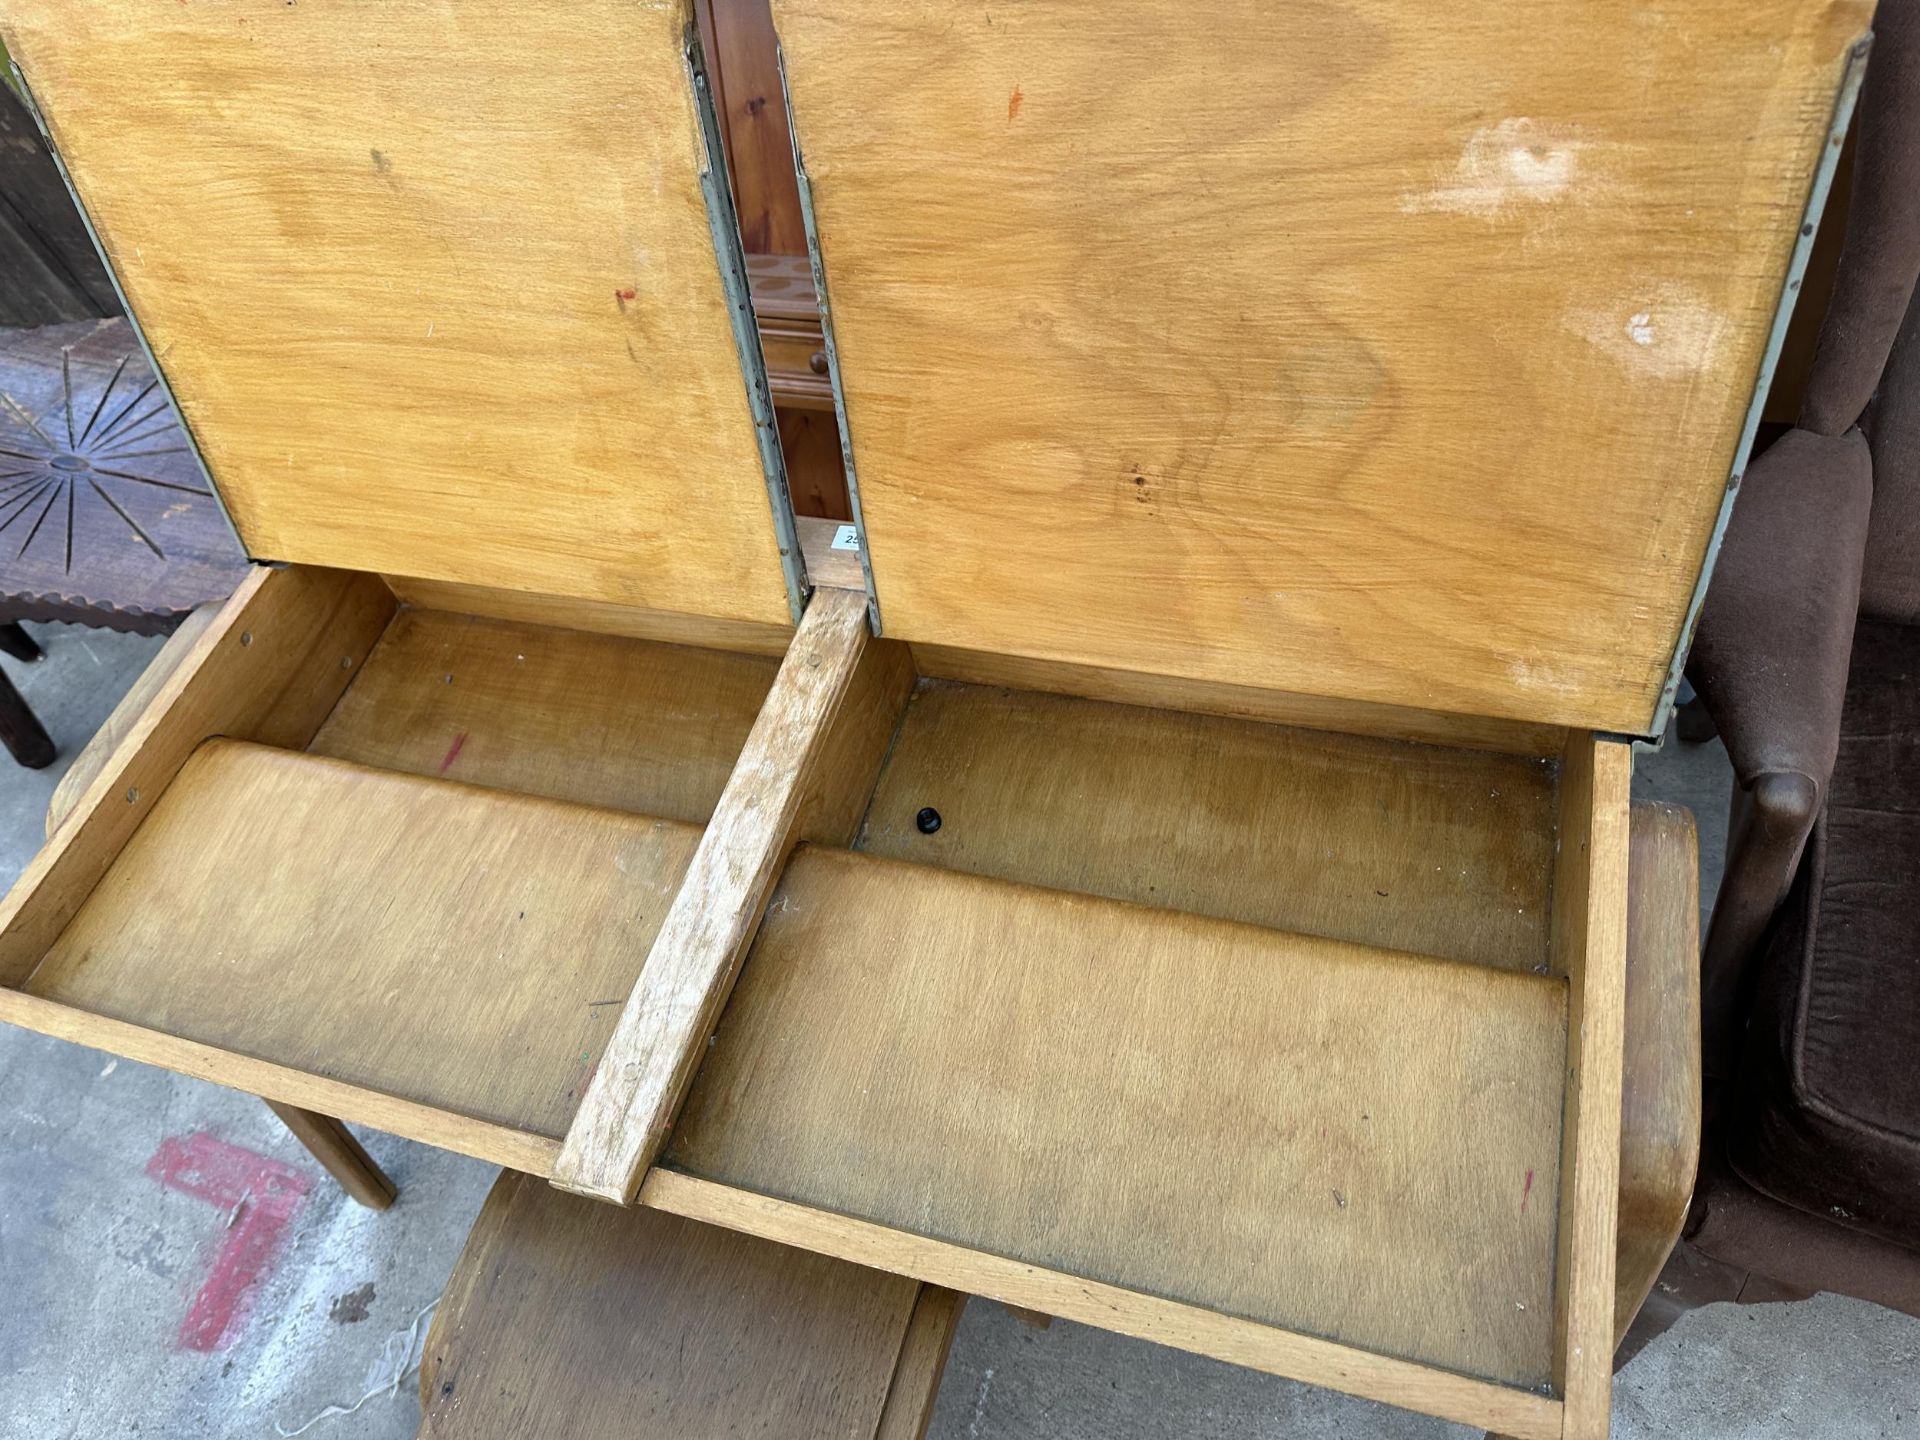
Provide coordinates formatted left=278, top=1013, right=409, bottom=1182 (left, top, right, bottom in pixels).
left=1, top=619, right=1916, bottom=1439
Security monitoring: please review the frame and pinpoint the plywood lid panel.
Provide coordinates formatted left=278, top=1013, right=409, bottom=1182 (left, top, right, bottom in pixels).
left=777, top=0, right=1872, bottom=731
left=4, top=1, right=794, bottom=625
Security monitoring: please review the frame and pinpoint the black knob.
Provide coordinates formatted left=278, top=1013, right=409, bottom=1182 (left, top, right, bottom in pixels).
left=915, top=807, right=942, bottom=835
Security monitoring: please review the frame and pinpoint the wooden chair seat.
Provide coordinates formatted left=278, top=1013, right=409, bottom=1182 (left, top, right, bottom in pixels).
left=420, top=1170, right=961, bottom=1440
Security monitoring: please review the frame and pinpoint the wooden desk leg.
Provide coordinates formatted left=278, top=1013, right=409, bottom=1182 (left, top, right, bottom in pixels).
left=266, top=1100, right=398, bottom=1210
left=0, top=622, right=42, bottom=662
left=0, top=666, right=56, bottom=769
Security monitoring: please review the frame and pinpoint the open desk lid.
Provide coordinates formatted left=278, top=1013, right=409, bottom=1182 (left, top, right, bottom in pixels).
left=3, top=0, right=800, bottom=627
left=776, top=0, right=1873, bottom=735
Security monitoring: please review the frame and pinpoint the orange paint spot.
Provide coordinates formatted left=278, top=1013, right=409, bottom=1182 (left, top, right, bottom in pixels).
left=1008, top=85, right=1024, bottom=122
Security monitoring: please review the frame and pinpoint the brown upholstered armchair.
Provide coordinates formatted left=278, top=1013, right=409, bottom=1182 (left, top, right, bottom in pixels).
left=1638, top=0, right=1920, bottom=1349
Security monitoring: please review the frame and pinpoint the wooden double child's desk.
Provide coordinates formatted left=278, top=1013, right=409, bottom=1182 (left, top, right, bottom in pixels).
left=0, top=2, right=1870, bottom=1436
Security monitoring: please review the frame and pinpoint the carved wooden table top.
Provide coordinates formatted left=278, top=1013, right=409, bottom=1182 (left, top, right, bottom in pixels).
left=0, top=318, right=247, bottom=634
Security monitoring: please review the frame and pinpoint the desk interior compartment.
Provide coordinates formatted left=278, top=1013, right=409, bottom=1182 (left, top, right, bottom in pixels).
left=644, top=652, right=1629, bottom=1440
left=0, top=564, right=902, bottom=1175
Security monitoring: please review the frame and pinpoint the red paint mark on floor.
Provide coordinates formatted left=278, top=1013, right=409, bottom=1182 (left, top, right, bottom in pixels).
left=146, top=1133, right=312, bottom=1352
left=614, top=286, right=637, bottom=309
left=438, top=730, right=468, bottom=775
left=1007, top=84, right=1024, bottom=121
left=1521, top=1167, right=1535, bottom=1212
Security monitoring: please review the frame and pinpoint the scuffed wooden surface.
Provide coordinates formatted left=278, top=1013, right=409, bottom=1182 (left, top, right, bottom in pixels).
left=859, top=679, right=1560, bottom=970
left=671, top=845, right=1569, bottom=1388
left=310, top=608, right=778, bottom=824
left=29, top=740, right=701, bottom=1138
left=4, top=0, right=792, bottom=621
left=554, top=588, right=880, bottom=1201
left=777, top=0, right=1871, bottom=731
left=421, top=1170, right=944, bottom=1440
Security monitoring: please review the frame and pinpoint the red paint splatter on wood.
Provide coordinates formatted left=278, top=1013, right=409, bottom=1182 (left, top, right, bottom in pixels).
left=146, top=1133, right=312, bottom=1352
left=1521, top=1168, right=1535, bottom=1212
left=1007, top=85, right=1024, bottom=121
left=438, top=731, right=468, bottom=775
left=614, top=287, right=637, bottom=307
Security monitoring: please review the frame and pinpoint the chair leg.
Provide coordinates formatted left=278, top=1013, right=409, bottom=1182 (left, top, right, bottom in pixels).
left=0, top=667, right=55, bottom=769
left=265, top=1100, right=398, bottom=1210
left=0, top=621, right=41, bottom=662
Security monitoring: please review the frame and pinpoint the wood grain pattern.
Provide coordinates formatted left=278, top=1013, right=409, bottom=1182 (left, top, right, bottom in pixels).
left=311, top=608, right=779, bottom=824
left=45, top=600, right=218, bottom=838
left=779, top=407, right=854, bottom=521
left=751, top=252, right=836, bottom=412
left=382, top=578, right=796, bottom=657
left=669, top=845, right=1569, bottom=1387
left=860, top=680, right=1558, bottom=970
left=1613, top=802, right=1700, bottom=1348
left=420, top=1170, right=932, bottom=1440
left=1549, top=737, right=1633, bottom=1438
left=642, top=1171, right=1564, bottom=1440
left=3, top=1, right=792, bottom=621
left=910, top=642, right=1563, bottom=758
left=875, top=1287, right=966, bottom=1440
left=777, top=0, right=1870, bottom=732
left=792, top=630, right=914, bottom=848
left=694, top=2, right=808, bottom=257
left=0, top=563, right=392, bottom=985
left=760, top=326, right=834, bottom=410
left=797, top=512, right=865, bottom=592
left=1495, top=801, right=1700, bottom=1440
left=26, top=740, right=701, bottom=1139
left=555, top=587, right=875, bottom=1202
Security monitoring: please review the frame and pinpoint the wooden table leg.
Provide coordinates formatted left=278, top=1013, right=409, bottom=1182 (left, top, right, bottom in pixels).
left=0, top=621, right=41, bottom=662
left=265, top=1100, right=398, bottom=1210
left=0, top=666, right=55, bottom=769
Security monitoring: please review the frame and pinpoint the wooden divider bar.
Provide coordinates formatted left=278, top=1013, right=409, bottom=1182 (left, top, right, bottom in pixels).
left=553, top=586, right=879, bottom=1202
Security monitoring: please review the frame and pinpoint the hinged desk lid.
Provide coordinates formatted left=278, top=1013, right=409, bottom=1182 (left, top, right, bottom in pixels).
left=777, top=0, right=1872, bottom=734
left=3, top=1, right=795, bottom=627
